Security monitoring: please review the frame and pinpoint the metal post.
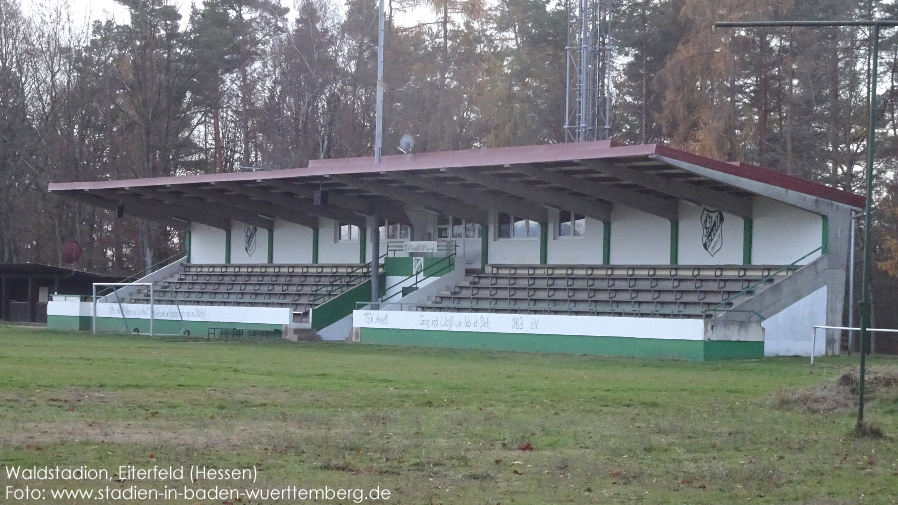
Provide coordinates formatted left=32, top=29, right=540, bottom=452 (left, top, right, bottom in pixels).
left=92, top=284, right=97, bottom=335
left=374, top=0, right=385, bottom=163
left=848, top=212, right=861, bottom=354
left=149, top=283, right=155, bottom=337
left=370, top=217, right=380, bottom=305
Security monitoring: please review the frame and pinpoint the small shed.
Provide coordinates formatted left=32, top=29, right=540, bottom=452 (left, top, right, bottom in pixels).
left=0, top=264, right=121, bottom=324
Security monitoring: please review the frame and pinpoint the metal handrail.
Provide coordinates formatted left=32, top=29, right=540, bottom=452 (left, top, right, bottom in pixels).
left=97, top=251, right=186, bottom=297
left=706, top=247, right=822, bottom=317
left=379, top=252, right=457, bottom=304
left=308, top=253, right=388, bottom=306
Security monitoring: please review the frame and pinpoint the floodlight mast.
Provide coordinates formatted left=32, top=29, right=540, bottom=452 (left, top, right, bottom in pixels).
left=714, top=19, right=898, bottom=431
left=374, top=0, right=386, bottom=164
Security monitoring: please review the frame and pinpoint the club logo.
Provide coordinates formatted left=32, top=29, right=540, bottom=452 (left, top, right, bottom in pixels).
left=700, top=208, right=724, bottom=256
left=244, top=225, right=257, bottom=256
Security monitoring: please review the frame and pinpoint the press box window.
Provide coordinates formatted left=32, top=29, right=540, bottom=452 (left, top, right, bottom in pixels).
left=558, top=211, right=586, bottom=237
left=337, top=222, right=359, bottom=241
left=378, top=219, right=411, bottom=240
left=437, top=216, right=481, bottom=239
left=498, top=212, right=540, bottom=238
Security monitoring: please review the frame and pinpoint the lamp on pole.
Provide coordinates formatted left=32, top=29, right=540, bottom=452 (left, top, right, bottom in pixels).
left=714, top=19, right=898, bottom=430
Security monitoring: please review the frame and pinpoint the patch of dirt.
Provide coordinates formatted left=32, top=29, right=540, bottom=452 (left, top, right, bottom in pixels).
left=770, top=366, right=898, bottom=414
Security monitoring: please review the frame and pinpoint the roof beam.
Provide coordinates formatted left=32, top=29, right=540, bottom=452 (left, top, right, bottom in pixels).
left=234, top=183, right=367, bottom=228
left=61, top=191, right=188, bottom=229
left=456, top=168, right=612, bottom=221
left=277, top=183, right=412, bottom=226
left=119, top=187, right=271, bottom=230
left=174, top=185, right=321, bottom=229
left=517, top=166, right=678, bottom=219
left=331, top=175, right=485, bottom=223
left=585, top=159, right=752, bottom=218
left=390, top=173, right=549, bottom=223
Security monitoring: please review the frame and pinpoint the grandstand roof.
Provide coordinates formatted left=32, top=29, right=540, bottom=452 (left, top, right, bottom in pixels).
left=47, top=141, right=865, bottom=230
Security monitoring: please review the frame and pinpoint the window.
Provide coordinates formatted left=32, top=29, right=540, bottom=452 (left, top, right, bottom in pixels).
left=437, top=216, right=481, bottom=239
left=378, top=219, right=411, bottom=240
left=498, top=212, right=540, bottom=238
left=558, top=211, right=586, bottom=237
left=337, top=222, right=359, bottom=241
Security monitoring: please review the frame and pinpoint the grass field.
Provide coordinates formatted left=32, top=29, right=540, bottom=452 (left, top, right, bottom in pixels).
left=1, top=324, right=897, bottom=504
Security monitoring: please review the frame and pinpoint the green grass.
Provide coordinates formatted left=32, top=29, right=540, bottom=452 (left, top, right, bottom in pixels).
left=1, top=323, right=898, bottom=504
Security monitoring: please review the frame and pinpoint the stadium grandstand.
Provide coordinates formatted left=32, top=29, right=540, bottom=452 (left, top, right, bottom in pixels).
left=46, top=140, right=863, bottom=359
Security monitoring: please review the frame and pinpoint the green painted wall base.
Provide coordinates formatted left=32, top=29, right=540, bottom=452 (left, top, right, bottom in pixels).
left=359, top=328, right=763, bottom=361
left=48, top=315, right=281, bottom=337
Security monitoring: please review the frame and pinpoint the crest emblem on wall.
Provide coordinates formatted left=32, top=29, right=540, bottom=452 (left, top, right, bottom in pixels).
left=700, top=208, right=724, bottom=257
left=244, top=225, right=257, bottom=256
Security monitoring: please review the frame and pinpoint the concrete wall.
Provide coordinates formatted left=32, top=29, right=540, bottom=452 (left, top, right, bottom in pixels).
left=547, top=214, right=604, bottom=264
left=272, top=219, right=314, bottom=263
left=318, top=218, right=361, bottom=264
left=677, top=202, right=744, bottom=265
left=762, top=286, right=827, bottom=356
left=230, top=221, right=269, bottom=264
left=488, top=209, right=540, bottom=264
left=753, top=198, right=822, bottom=265
left=190, top=222, right=226, bottom=264
left=609, top=205, right=669, bottom=265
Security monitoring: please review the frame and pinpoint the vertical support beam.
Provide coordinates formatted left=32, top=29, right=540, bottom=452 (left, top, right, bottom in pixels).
left=370, top=216, right=380, bottom=303
left=480, top=222, right=489, bottom=273
left=669, top=219, right=679, bottom=265
left=742, top=217, right=753, bottom=265
left=186, top=229, right=192, bottom=263
left=224, top=228, right=232, bottom=264
left=539, top=223, right=549, bottom=265
left=602, top=220, right=611, bottom=265
left=359, top=226, right=367, bottom=264
left=821, top=214, right=830, bottom=254
left=312, top=227, right=319, bottom=264
left=267, top=228, right=274, bottom=264
left=27, top=277, right=34, bottom=323
left=0, top=276, right=6, bottom=321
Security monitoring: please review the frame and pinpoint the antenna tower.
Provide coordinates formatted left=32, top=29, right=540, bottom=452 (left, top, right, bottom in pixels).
left=565, top=0, right=613, bottom=142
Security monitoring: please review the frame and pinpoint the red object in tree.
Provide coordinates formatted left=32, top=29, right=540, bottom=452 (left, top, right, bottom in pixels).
left=61, top=240, right=82, bottom=264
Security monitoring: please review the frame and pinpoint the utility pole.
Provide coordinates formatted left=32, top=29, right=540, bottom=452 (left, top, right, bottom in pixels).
left=715, top=19, right=898, bottom=431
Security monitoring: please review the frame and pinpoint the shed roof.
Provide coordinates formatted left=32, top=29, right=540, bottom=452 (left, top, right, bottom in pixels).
left=47, top=141, right=864, bottom=230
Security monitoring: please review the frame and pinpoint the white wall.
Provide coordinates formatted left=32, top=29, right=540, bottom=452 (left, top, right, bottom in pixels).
left=609, top=205, right=670, bottom=265
left=190, top=222, right=226, bottom=264
left=547, top=215, right=604, bottom=264
left=406, top=210, right=434, bottom=240
left=488, top=211, right=540, bottom=264
left=762, top=286, right=827, bottom=356
left=677, top=202, right=744, bottom=265
left=230, top=221, right=269, bottom=264
left=753, top=198, right=822, bottom=265
left=318, top=218, right=362, bottom=264
left=272, top=219, right=314, bottom=263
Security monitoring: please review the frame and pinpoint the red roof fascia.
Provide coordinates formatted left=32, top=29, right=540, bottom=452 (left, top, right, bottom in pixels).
left=653, top=145, right=866, bottom=209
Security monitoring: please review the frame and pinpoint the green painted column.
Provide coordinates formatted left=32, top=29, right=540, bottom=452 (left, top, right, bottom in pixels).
left=312, top=227, right=319, bottom=264
left=359, top=227, right=367, bottom=263
left=480, top=222, right=489, bottom=273
left=742, top=217, right=753, bottom=265
left=602, top=220, right=611, bottom=265
left=224, top=228, right=232, bottom=264
left=669, top=219, right=679, bottom=265
left=539, top=223, right=548, bottom=265
left=821, top=214, right=829, bottom=254
left=267, top=228, right=274, bottom=264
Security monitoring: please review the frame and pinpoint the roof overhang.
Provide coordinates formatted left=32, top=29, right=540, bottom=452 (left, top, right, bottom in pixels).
left=47, top=141, right=865, bottom=231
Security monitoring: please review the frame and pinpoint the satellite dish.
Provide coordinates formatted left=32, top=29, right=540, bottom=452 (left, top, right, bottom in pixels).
left=62, top=240, right=82, bottom=265
left=399, top=134, right=415, bottom=154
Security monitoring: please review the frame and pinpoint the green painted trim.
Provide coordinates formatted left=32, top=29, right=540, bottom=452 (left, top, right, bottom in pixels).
left=225, top=228, right=232, bottom=264
left=480, top=222, right=489, bottom=273
left=602, top=220, right=611, bottom=265
left=742, top=217, right=753, bottom=265
left=51, top=314, right=281, bottom=337
left=821, top=214, right=829, bottom=254
left=311, top=274, right=384, bottom=330
left=267, top=229, right=274, bottom=264
left=359, top=227, right=367, bottom=263
left=359, top=328, right=763, bottom=361
left=186, top=230, right=192, bottom=263
left=47, top=315, right=92, bottom=332
left=539, top=223, right=548, bottom=265
left=312, top=227, right=319, bottom=264
left=384, top=257, right=452, bottom=276
left=669, top=219, right=679, bottom=265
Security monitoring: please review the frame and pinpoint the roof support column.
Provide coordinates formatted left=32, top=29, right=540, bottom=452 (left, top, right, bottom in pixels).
left=312, top=227, right=319, bottom=264
left=743, top=218, right=753, bottom=265
left=540, top=224, right=548, bottom=265
left=268, top=228, right=274, bottom=264
left=603, top=221, right=611, bottom=265
left=225, top=228, right=232, bottom=265
left=481, top=222, right=489, bottom=273
left=186, top=229, right=192, bottom=263
left=369, top=216, right=380, bottom=305
left=1, top=276, right=7, bottom=320
left=669, top=219, right=679, bottom=266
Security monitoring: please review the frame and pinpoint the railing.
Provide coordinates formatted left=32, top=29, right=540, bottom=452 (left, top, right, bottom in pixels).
left=356, top=300, right=714, bottom=318
left=706, top=246, right=822, bottom=319
left=307, top=253, right=387, bottom=306
left=379, top=252, right=457, bottom=304
left=97, top=251, right=186, bottom=297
